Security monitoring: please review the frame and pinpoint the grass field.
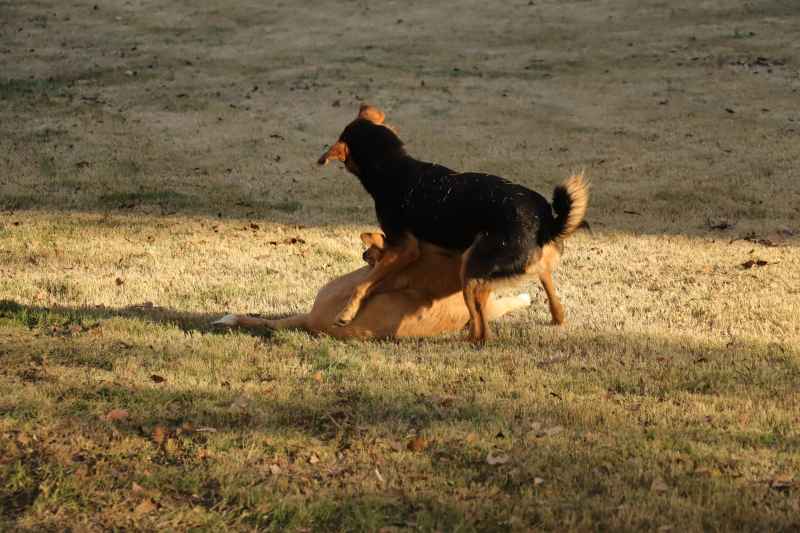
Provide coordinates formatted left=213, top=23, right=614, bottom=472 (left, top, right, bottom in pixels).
left=1, top=0, right=799, bottom=530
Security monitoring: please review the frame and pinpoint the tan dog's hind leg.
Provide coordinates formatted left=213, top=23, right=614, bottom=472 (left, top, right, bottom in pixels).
left=335, top=233, right=419, bottom=326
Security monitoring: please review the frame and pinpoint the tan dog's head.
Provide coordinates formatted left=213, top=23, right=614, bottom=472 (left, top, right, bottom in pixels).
left=317, top=105, right=400, bottom=177
left=360, top=232, right=386, bottom=267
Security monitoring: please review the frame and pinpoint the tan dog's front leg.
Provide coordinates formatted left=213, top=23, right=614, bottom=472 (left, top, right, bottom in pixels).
left=335, top=233, right=419, bottom=326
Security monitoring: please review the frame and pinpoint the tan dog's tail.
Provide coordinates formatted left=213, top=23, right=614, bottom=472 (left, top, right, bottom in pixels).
left=549, top=173, right=589, bottom=241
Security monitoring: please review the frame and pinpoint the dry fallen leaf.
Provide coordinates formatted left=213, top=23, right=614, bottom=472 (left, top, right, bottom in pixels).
left=694, top=467, right=716, bottom=477
left=104, top=408, right=129, bottom=422
left=313, top=371, right=324, bottom=383
left=544, top=425, right=564, bottom=437
left=407, top=436, right=429, bottom=452
left=230, top=395, right=249, bottom=411
left=770, top=474, right=794, bottom=489
left=741, top=259, right=769, bottom=269
left=486, top=450, right=510, bottom=465
left=465, top=432, right=478, bottom=444
left=164, top=438, right=179, bottom=455
left=132, top=482, right=145, bottom=494
left=151, top=425, right=169, bottom=445
left=708, top=220, right=733, bottom=230
left=134, top=498, right=157, bottom=516
left=269, top=464, right=281, bottom=475
left=651, top=476, right=669, bottom=493
left=309, top=454, right=320, bottom=464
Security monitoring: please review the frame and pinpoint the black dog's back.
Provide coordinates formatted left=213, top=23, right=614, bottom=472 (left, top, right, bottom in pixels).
left=378, top=160, right=554, bottom=257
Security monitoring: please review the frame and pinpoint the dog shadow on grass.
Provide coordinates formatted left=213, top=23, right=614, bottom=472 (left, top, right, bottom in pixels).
left=0, top=297, right=546, bottom=344
left=0, top=298, right=287, bottom=337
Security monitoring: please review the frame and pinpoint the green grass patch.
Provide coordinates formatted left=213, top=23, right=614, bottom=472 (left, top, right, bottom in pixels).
left=0, top=300, right=87, bottom=330
left=98, top=189, right=190, bottom=209
left=263, top=199, right=303, bottom=214
left=0, top=78, right=65, bottom=99
left=0, top=194, right=40, bottom=210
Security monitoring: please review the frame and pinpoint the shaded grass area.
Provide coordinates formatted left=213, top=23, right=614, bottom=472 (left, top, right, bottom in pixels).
left=2, top=300, right=799, bottom=530
left=0, top=189, right=309, bottom=225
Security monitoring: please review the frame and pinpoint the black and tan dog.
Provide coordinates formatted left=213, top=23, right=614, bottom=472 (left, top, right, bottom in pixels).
left=318, top=105, right=588, bottom=344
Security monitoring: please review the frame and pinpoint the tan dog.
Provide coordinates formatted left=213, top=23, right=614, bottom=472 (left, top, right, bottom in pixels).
left=213, top=233, right=533, bottom=338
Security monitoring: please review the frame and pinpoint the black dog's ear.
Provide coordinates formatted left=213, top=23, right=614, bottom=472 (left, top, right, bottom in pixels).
left=357, top=104, right=385, bottom=125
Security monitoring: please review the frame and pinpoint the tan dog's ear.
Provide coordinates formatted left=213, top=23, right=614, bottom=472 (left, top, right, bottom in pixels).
left=357, top=104, right=385, bottom=125
left=317, top=141, right=348, bottom=165
left=360, top=232, right=386, bottom=249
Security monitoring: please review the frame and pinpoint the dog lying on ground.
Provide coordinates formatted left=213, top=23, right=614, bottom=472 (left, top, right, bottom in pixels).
left=213, top=232, right=533, bottom=338
left=318, top=105, right=589, bottom=343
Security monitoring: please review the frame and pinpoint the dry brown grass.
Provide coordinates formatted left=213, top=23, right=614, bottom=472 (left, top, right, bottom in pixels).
left=1, top=0, right=799, bottom=530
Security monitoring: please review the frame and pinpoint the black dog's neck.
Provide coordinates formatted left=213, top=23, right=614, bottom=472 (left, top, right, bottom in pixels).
left=352, top=151, right=417, bottom=201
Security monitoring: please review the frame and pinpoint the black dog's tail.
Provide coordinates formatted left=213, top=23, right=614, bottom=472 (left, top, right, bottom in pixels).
left=549, top=173, right=589, bottom=241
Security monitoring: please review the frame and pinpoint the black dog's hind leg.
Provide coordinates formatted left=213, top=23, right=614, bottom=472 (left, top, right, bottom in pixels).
left=461, top=232, right=530, bottom=344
